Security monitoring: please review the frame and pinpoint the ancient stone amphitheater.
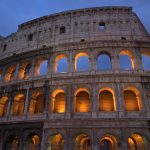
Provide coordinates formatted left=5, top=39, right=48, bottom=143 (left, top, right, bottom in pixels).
left=0, top=6, right=150, bottom=150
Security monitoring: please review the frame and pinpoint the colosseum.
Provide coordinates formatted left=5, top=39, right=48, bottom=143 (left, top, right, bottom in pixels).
left=0, top=6, right=150, bottom=150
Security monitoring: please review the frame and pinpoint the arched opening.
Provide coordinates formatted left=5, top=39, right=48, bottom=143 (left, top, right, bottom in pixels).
left=35, top=59, right=48, bottom=76
left=5, top=66, right=16, bottom=82
left=128, top=134, right=146, bottom=150
left=11, top=94, right=25, bottom=116
left=74, top=134, right=91, bottom=150
left=18, top=62, right=31, bottom=80
left=0, top=96, right=8, bottom=117
left=99, top=22, right=105, bottom=31
left=75, top=53, right=90, bottom=72
left=123, top=87, right=141, bottom=112
left=54, top=55, right=68, bottom=73
left=99, top=88, right=115, bottom=112
left=4, top=135, right=19, bottom=150
left=97, top=53, right=111, bottom=70
left=142, top=52, right=150, bottom=70
left=119, top=50, right=134, bottom=70
left=75, top=89, right=90, bottom=113
left=29, top=90, right=44, bottom=114
left=24, top=134, right=40, bottom=150
left=100, top=134, right=118, bottom=150
left=50, top=89, right=66, bottom=113
left=47, top=134, right=64, bottom=150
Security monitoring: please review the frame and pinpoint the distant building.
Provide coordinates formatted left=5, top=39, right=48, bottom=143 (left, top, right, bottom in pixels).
left=0, top=6, right=150, bottom=150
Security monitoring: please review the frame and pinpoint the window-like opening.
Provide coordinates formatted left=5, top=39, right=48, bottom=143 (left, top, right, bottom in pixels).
left=50, top=89, right=66, bottom=113
left=4, top=135, right=19, bottom=150
left=0, top=96, right=8, bottom=117
left=25, top=134, right=40, bottom=150
left=121, top=37, right=126, bottom=40
left=47, top=134, right=64, bottom=150
left=100, top=134, right=118, bottom=150
left=74, top=134, right=91, bottom=150
left=11, top=94, right=25, bottom=116
left=75, top=90, right=90, bottom=113
left=99, top=90, right=115, bottom=112
left=75, top=53, right=90, bottom=72
left=3, top=44, right=7, bottom=51
left=97, top=53, right=111, bottom=70
left=123, top=87, right=142, bottom=112
left=142, top=54, right=150, bottom=70
left=99, top=22, right=105, bottom=30
left=28, top=34, right=33, bottom=41
left=54, top=55, right=68, bottom=73
left=119, top=50, right=134, bottom=70
left=80, top=39, right=85, bottom=42
left=128, top=134, right=146, bottom=150
left=60, top=26, right=66, bottom=34
left=5, top=66, right=16, bottom=82
left=29, top=90, right=44, bottom=114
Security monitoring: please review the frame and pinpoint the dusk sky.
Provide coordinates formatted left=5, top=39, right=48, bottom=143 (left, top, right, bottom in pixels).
left=0, top=0, right=150, bottom=37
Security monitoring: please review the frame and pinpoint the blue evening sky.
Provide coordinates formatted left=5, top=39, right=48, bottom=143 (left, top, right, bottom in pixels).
left=0, top=0, right=150, bottom=37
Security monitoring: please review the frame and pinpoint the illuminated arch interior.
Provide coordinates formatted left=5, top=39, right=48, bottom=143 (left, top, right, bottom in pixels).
left=54, top=54, right=68, bottom=73
left=5, top=66, right=16, bottom=82
left=11, top=94, right=25, bottom=116
left=29, top=90, right=44, bottom=114
left=75, top=88, right=90, bottom=113
left=75, top=134, right=91, bottom=150
left=128, top=134, right=146, bottom=150
left=124, top=87, right=141, bottom=112
left=18, top=62, right=31, bottom=80
left=97, top=53, right=112, bottom=70
left=0, top=96, right=8, bottom=117
left=119, top=50, right=134, bottom=70
left=100, top=134, right=117, bottom=150
left=99, top=88, right=116, bottom=112
left=51, top=89, right=66, bottom=113
left=75, top=52, right=90, bottom=71
left=47, top=134, right=64, bottom=150
left=35, top=59, right=48, bottom=76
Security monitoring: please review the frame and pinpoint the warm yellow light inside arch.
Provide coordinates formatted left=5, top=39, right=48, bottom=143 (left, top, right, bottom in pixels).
left=74, top=52, right=89, bottom=71
left=54, top=54, right=68, bottom=73
left=5, top=66, right=16, bottom=82
left=99, top=87, right=116, bottom=112
left=124, top=86, right=142, bottom=111
left=119, top=50, right=135, bottom=69
left=0, top=96, right=8, bottom=117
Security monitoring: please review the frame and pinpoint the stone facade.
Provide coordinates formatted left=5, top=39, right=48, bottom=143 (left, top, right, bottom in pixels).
left=0, top=6, right=150, bottom=150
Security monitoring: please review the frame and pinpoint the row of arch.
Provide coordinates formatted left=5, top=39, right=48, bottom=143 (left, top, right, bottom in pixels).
left=3, top=133, right=148, bottom=150
left=0, top=86, right=142, bottom=117
left=2, top=50, right=150, bottom=82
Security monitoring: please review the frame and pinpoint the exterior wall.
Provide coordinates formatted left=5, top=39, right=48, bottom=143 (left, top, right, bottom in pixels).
left=0, top=6, right=150, bottom=150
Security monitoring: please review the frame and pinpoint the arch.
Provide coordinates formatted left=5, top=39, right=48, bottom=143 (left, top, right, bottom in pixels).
left=18, top=62, right=32, bottom=80
left=47, top=134, right=64, bottom=150
left=128, top=133, right=147, bottom=150
left=11, top=94, right=25, bottom=116
left=100, top=134, right=118, bottom=150
left=141, top=51, right=150, bottom=70
left=99, top=88, right=116, bottom=112
left=74, top=133, right=91, bottom=150
left=54, top=54, right=68, bottom=73
left=35, top=59, right=48, bottom=76
left=97, top=52, right=112, bottom=70
left=0, top=96, right=8, bottom=117
left=99, top=22, right=106, bottom=30
left=29, top=90, right=44, bottom=114
left=3, top=134, right=20, bottom=150
left=24, top=133, right=40, bottom=150
left=50, top=89, right=66, bottom=113
left=5, top=65, right=16, bottom=82
left=74, top=88, right=90, bottom=113
left=123, top=87, right=142, bottom=112
left=75, top=52, right=90, bottom=71
left=119, top=50, right=134, bottom=70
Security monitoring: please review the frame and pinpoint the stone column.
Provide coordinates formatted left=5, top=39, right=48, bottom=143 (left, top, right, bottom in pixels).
left=68, top=51, right=73, bottom=74
left=92, top=84, right=97, bottom=118
left=30, top=57, right=35, bottom=78
left=24, top=88, right=30, bottom=116
left=90, top=54, right=96, bottom=73
left=6, top=91, right=13, bottom=118
left=40, top=129, right=45, bottom=150
left=64, top=130, right=73, bottom=150
left=135, top=48, right=143, bottom=71
left=113, top=52, right=119, bottom=72
left=47, top=58, right=51, bottom=75
left=19, top=130, right=24, bottom=150
left=15, top=63, right=20, bottom=80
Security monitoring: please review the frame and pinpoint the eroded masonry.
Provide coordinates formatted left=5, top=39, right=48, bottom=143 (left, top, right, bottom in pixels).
left=0, top=6, right=150, bottom=150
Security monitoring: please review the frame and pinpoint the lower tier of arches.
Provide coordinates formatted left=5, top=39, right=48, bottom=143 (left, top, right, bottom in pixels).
left=0, top=120, right=150, bottom=150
